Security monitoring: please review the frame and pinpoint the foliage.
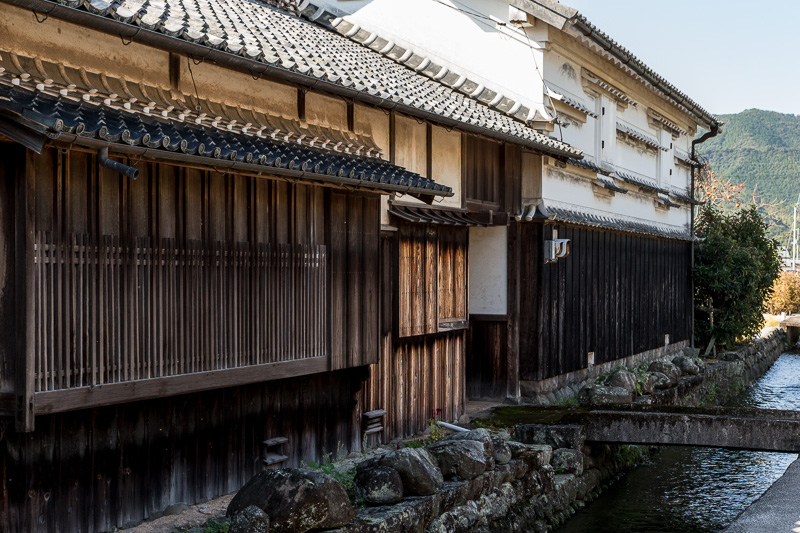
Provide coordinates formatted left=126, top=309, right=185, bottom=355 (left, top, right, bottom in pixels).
left=766, top=271, right=800, bottom=314
left=552, top=396, right=579, bottom=408
left=427, top=408, right=445, bottom=443
left=305, top=444, right=355, bottom=492
left=697, top=109, right=800, bottom=246
left=694, top=205, right=782, bottom=349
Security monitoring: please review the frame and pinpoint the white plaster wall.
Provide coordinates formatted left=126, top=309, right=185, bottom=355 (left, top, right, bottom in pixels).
left=543, top=165, right=691, bottom=230
left=323, top=0, right=547, bottom=112
left=617, top=141, right=658, bottom=178
left=469, top=226, right=507, bottom=315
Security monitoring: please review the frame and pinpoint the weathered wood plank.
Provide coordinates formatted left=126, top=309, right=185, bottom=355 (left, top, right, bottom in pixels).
left=34, top=357, right=330, bottom=414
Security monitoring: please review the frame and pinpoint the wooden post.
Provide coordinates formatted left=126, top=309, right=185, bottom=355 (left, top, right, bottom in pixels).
left=15, top=149, right=35, bottom=431
left=506, top=220, right=520, bottom=400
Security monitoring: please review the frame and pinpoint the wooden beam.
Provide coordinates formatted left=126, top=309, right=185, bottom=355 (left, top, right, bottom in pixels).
left=34, top=356, right=330, bottom=415
left=15, top=148, right=35, bottom=431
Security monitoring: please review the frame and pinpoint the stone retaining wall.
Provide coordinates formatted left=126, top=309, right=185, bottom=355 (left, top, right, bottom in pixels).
left=648, top=328, right=786, bottom=407
left=520, top=341, right=688, bottom=405
left=224, top=329, right=787, bottom=533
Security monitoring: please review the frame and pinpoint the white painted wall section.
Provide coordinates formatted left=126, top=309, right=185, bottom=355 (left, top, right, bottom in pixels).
left=469, top=226, right=507, bottom=315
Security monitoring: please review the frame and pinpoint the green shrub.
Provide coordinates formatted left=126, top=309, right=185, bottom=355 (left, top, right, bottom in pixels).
left=694, top=205, right=782, bottom=349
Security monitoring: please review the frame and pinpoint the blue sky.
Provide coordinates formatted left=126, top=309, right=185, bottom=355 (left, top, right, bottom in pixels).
left=562, top=1, right=800, bottom=116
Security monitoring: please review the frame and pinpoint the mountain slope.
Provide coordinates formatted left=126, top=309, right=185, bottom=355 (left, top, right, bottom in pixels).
left=696, top=109, right=800, bottom=244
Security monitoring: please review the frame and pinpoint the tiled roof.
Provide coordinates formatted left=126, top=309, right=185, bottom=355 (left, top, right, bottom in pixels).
left=596, top=176, right=628, bottom=194
left=615, top=170, right=669, bottom=195
left=546, top=203, right=695, bottom=241
left=301, top=4, right=534, bottom=124
left=0, top=82, right=450, bottom=197
left=16, top=0, right=580, bottom=158
left=670, top=189, right=703, bottom=206
left=547, top=88, right=598, bottom=119
left=514, top=201, right=696, bottom=241
left=388, top=203, right=485, bottom=227
left=656, top=194, right=681, bottom=209
left=674, top=150, right=700, bottom=167
left=616, top=122, right=668, bottom=151
left=567, top=157, right=612, bottom=176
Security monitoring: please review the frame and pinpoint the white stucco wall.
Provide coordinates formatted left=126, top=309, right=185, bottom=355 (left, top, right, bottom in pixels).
left=468, top=226, right=507, bottom=315
left=327, top=0, right=699, bottom=231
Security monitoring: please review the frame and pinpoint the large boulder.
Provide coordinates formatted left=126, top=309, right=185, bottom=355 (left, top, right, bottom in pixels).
left=379, top=448, right=443, bottom=496
left=672, top=355, right=700, bottom=376
left=442, top=429, right=496, bottom=471
left=682, top=346, right=701, bottom=358
left=230, top=506, right=270, bottom=533
left=353, top=465, right=403, bottom=505
left=577, top=384, right=633, bottom=406
left=428, top=439, right=488, bottom=480
left=551, top=448, right=584, bottom=477
left=604, top=370, right=639, bottom=396
left=648, top=360, right=681, bottom=386
left=647, top=371, right=672, bottom=390
left=226, top=468, right=355, bottom=532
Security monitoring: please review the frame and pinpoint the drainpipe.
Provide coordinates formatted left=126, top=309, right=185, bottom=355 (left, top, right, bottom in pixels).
left=98, top=147, right=139, bottom=179
left=689, top=122, right=721, bottom=348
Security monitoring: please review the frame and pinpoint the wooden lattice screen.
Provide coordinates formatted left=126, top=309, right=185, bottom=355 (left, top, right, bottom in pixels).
left=34, top=232, right=328, bottom=392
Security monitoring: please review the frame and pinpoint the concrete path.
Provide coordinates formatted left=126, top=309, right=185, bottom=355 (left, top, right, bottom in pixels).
left=724, top=457, right=800, bottom=532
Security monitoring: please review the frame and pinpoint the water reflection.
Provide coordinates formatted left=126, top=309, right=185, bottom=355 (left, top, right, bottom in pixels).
left=558, top=353, right=800, bottom=533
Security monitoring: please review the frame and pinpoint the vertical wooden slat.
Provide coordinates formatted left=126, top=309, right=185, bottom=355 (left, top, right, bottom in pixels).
left=16, top=148, right=36, bottom=431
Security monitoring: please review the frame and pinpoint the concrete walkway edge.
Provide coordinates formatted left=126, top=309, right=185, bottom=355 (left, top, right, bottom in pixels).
left=723, top=456, right=800, bottom=532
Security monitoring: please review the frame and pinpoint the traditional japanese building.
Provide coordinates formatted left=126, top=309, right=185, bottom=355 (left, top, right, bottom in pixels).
left=287, top=0, right=721, bottom=402
left=0, top=0, right=580, bottom=530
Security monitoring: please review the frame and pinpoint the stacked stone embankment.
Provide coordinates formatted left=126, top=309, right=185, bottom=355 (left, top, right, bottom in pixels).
left=577, top=328, right=787, bottom=408
left=223, top=329, right=788, bottom=533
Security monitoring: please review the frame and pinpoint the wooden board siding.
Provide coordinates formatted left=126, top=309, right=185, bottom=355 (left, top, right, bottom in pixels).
left=397, top=223, right=468, bottom=337
left=518, top=222, right=692, bottom=381
left=462, top=134, right=502, bottom=211
left=466, top=318, right=507, bottom=399
left=0, top=368, right=367, bottom=533
left=437, top=227, right=467, bottom=322
left=363, top=229, right=467, bottom=439
left=0, top=144, right=20, bottom=394
left=363, top=331, right=466, bottom=441
left=328, top=192, right=380, bottom=370
left=3, top=147, right=380, bottom=416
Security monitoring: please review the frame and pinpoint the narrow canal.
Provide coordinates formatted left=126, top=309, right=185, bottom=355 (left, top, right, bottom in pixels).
left=558, top=352, right=800, bottom=533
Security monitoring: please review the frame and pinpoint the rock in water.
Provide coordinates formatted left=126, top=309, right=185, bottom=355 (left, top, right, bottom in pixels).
left=379, top=448, right=443, bottom=496
left=648, top=360, right=681, bottom=385
left=226, top=468, right=355, bottom=532
left=604, top=369, right=639, bottom=395
left=428, top=440, right=488, bottom=480
left=354, top=465, right=404, bottom=505
left=672, top=355, right=700, bottom=376
left=230, top=505, right=270, bottom=533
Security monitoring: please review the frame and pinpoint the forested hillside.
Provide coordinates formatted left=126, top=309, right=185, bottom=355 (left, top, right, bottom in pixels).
left=696, top=109, right=800, bottom=246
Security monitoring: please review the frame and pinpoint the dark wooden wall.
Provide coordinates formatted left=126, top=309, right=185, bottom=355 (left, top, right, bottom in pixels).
left=518, top=222, right=692, bottom=381
left=0, top=368, right=366, bottom=533
left=4, top=147, right=379, bottom=400
left=466, top=318, right=507, bottom=399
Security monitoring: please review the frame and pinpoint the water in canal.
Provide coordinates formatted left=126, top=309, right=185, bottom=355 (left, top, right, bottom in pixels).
left=558, top=353, right=800, bottom=533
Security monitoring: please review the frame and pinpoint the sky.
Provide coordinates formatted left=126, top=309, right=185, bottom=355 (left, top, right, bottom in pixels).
left=561, top=0, right=800, bottom=116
